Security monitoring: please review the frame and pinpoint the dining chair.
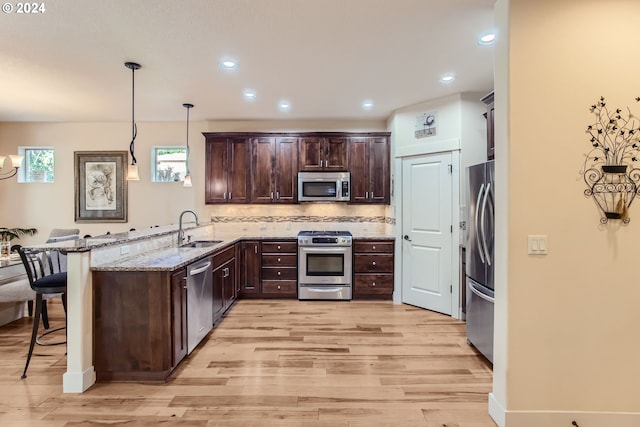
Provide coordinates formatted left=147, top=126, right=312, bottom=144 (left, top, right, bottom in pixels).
left=17, top=247, right=68, bottom=379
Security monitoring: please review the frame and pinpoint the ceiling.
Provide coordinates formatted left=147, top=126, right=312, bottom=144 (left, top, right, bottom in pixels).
left=0, top=0, right=495, bottom=123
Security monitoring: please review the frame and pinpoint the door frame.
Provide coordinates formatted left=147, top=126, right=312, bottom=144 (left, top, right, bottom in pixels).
left=394, top=145, right=461, bottom=319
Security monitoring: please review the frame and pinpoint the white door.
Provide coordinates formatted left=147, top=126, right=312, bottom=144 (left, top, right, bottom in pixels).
left=401, top=152, right=453, bottom=314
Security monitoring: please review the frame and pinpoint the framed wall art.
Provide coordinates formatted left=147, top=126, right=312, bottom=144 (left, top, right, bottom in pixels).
left=74, top=151, right=128, bottom=222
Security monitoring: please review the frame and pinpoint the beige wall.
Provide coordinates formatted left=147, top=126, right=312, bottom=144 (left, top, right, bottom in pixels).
left=492, top=0, right=640, bottom=423
left=0, top=119, right=388, bottom=245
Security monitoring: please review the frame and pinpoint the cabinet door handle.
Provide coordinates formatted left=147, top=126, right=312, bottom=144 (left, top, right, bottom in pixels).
left=277, top=271, right=281, bottom=276
left=254, top=245, right=258, bottom=254
left=276, top=191, right=280, bottom=200
left=325, top=160, right=329, bottom=167
left=372, top=261, right=376, bottom=266
left=229, top=192, right=232, bottom=200
left=277, top=258, right=281, bottom=262
left=372, top=282, right=376, bottom=287
left=365, top=191, right=369, bottom=199
left=372, top=245, right=376, bottom=250
left=223, top=192, right=227, bottom=200
left=320, top=160, right=324, bottom=167
left=277, top=245, right=281, bottom=250
left=369, top=190, right=374, bottom=199
left=277, top=285, right=281, bottom=290
left=271, top=191, right=274, bottom=200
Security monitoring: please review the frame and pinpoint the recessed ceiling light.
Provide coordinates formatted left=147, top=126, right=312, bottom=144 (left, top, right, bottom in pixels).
left=220, top=58, right=238, bottom=70
left=278, top=100, right=291, bottom=112
left=362, top=100, right=374, bottom=110
left=478, top=33, right=496, bottom=45
left=243, top=89, right=256, bottom=100
left=439, top=73, right=456, bottom=84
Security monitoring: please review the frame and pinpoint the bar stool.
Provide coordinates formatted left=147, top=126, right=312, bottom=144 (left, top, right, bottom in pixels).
left=17, top=247, right=67, bottom=379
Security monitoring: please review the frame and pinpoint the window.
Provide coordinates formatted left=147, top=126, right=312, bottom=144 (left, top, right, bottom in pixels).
left=18, top=147, right=55, bottom=183
left=152, top=146, right=187, bottom=182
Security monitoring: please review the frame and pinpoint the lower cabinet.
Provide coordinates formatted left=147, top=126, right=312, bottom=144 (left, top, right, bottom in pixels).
left=239, top=240, right=262, bottom=296
left=260, top=240, right=297, bottom=298
left=171, top=268, right=188, bottom=366
left=213, top=245, right=236, bottom=323
left=93, top=268, right=188, bottom=382
left=353, top=239, right=395, bottom=299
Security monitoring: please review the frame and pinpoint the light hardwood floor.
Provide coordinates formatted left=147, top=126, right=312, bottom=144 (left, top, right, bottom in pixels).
left=0, top=299, right=497, bottom=427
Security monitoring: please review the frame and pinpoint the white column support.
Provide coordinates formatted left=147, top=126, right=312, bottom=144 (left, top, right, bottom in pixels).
left=62, top=251, right=96, bottom=393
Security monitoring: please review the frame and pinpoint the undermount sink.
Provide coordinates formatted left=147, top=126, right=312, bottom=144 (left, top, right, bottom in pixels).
left=181, top=240, right=223, bottom=248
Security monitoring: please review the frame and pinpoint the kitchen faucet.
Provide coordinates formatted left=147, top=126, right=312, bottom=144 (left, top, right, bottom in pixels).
left=178, top=210, right=200, bottom=245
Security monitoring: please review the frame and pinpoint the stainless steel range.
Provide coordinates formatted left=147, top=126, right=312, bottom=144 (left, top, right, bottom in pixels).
left=297, top=231, right=353, bottom=300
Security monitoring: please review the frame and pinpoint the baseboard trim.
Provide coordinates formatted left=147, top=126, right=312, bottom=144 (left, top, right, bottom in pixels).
left=63, top=366, right=96, bottom=393
left=489, top=393, right=506, bottom=427
left=489, top=394, right=640, bottom=426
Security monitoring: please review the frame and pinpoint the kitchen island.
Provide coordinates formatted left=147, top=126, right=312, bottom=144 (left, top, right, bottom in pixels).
left=27, top=223, right=394, bottom=391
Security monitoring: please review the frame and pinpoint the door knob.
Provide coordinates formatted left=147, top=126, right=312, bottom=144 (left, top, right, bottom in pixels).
left=403, top=235, right=412, bottom=241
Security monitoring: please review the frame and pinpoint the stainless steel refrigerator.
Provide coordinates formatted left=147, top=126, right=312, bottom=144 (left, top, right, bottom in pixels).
left=466, top=160, right=495, bottom=363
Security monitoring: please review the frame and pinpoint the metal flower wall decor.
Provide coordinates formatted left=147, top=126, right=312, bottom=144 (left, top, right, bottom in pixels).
left=582, top=96, right=640, bottom=223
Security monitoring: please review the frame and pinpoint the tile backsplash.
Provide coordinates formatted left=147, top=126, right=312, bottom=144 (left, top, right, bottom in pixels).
left=206, top=203, right=395, bottom=236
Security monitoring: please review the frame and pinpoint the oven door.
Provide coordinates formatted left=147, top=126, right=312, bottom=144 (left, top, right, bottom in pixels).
left=298, top=246, right=352, bottom=285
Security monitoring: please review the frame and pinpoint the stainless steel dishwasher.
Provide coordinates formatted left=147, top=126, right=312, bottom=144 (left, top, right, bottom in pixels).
left=186, top=256, right=213, bottom=354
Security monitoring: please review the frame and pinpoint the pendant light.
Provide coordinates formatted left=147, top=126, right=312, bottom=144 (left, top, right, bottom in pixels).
left=182, top=103, right=194, bottom=187
left=125, top=61, right=141, bottom=181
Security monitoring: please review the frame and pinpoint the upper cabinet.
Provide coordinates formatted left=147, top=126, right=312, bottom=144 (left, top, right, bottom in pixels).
left=205, top=136, right=249, bottom=204
left=250, top=136, right=298, bottom=203
left=481, top=91, right=495, bottom=161
left=299, top=136, right=348, bottom=172
left=348, top=135, right=390, bottom=204
left=203, top=132, right=390, bottom=205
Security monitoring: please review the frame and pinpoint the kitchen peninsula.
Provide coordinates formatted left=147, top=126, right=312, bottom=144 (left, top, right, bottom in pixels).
left=28, top=221, right=394, bottom=391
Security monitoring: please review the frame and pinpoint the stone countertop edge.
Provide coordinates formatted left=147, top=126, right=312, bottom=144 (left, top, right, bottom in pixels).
left=21, top=223, right=205, bottom=253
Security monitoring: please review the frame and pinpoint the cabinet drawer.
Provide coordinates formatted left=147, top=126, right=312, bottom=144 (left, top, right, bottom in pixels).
left=354, top=254, right=394, bottom=273
left=353, top=241, right=394, bottom=253
left=261, top=267, right=297, bottom=280
left=262, top=280, right=297, bottom=294
left=213, top=245, right=235, bottom=265
left=354, top=274, right=393, bottom=296
left=261, top=254, right=297, bottom=267
left=262, top=241, right=297, bottom=253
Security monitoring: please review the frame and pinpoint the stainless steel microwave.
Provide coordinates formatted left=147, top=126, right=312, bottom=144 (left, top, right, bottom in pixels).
left=297, top=172, right=350, bottom=202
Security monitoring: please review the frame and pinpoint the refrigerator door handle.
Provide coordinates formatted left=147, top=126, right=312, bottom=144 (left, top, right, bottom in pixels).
left=475, top=183, right=486, bottom=264
left=469, top=282, right=495, bottom=303
left=480, top=182, right=491, bottom=266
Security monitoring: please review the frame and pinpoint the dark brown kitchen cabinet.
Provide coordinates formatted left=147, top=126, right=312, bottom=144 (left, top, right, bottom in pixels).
left=93, top=269, right=188, bottom=382
left=299, top=136, right=348, bottom=171
left=213, top=245, right=236, bottom=323
left=239, top=240, right=262, bottom=296
left=205, top=136, right=249, bottom=204
left=348, top=135, right=390, bottom=204
left=481, top=91, right=495, bottom=161
left=251, top=136, right=298, bottom=203
left=171, top=267, right=188, bottom=367
left=353, top=239, right=394, bottom=299
left=260, top=240, right=297, bottom=298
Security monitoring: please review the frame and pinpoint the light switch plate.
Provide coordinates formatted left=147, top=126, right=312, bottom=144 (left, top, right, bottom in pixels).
left=528, top=235, right=548, bottom=255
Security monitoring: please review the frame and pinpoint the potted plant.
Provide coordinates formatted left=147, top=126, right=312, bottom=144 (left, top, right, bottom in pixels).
left=583, top=96, right=640, bottom=223
left=0, top=227, right=37, bottom=258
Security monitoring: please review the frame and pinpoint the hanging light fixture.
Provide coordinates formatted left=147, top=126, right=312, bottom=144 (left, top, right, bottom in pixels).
left=182, top=103, right=194, bottom=187
left=125, top=61, right=141, bottom=181
left=0, top=154, right=24, bottom=180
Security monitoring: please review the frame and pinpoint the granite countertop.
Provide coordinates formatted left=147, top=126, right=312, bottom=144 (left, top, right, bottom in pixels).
left=91, top=237, right=243, bottom=272
left=32, top=227, right=395, bottom=273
